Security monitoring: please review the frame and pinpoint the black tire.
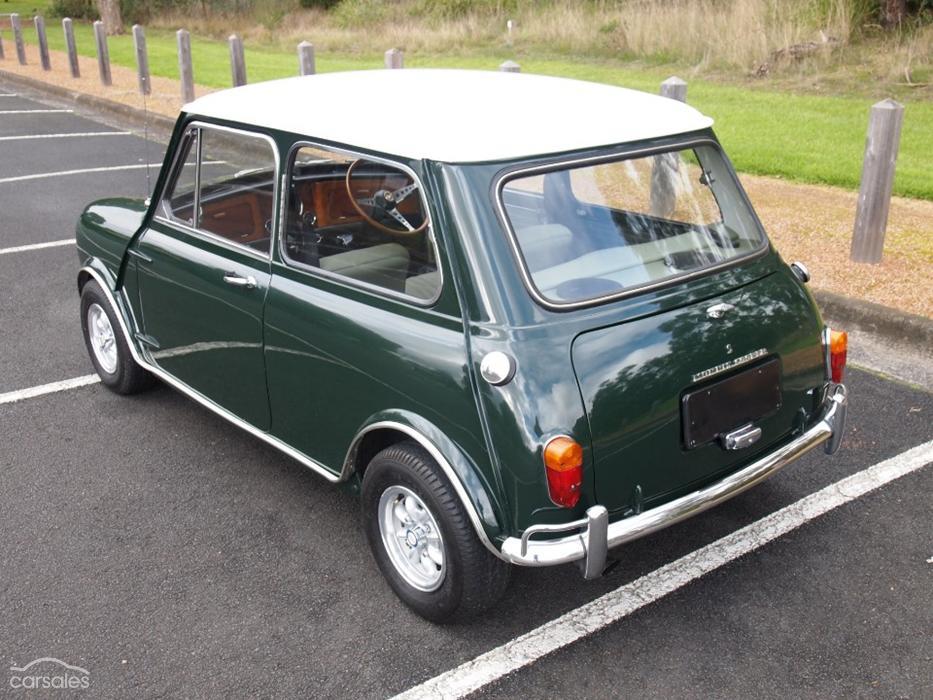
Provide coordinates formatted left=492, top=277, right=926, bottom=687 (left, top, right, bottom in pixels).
left=361, top=441, right=511, bottom=622
left=80, top=280, right=154, bottom=395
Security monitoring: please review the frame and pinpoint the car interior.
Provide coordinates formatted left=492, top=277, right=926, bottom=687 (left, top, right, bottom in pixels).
left=159, top=132, right=440, bottom=302
left=284, top=157, right=439, bottom=301
left=501, top=147, right=762, bottom=302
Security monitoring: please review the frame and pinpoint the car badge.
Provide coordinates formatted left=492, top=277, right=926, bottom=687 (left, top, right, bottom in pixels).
left=691, top=348, right=768, bottom=383
left=706, top=302, right=735, bottom=319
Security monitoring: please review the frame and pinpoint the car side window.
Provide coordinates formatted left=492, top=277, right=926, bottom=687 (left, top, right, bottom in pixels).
left=283, top=145, right=440, bottom=302
left=160, top=129, right=198, bottom=226
left=158, top=125, right=277, bottom=256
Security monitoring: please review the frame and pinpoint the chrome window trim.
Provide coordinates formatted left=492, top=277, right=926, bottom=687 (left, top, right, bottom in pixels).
left=157, top=124, right=199, bottom=226
left=152, top=121, right=281, bottom=262
left=81, top=265, right=504, bottom=560
left=492, top=137, right=770, bottom=312
left=150, top=216, right=272, bottom=262
left=278, top=139, right=444, bottom=309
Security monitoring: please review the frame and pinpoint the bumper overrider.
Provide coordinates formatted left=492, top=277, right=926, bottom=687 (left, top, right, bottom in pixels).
left=500, top=384, right=848, bottom=578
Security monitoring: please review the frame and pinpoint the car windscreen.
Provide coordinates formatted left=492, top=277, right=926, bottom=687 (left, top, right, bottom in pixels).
left=498, top=143, right=766, bottom=306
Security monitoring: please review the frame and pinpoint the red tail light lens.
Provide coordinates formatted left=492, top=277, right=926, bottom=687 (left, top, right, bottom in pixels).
left=829, top=329, right=848, bottom=383
left=544, top=436, right=583, bottom=508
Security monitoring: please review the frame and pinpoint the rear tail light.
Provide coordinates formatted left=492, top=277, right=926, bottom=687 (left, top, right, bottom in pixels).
left=544, top=436, right=583, bottom=508
left=826, top=328, right=848, bottom=383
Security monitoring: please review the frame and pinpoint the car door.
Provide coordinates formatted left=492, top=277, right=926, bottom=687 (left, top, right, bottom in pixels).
left=262, top=144, right=464, bottom=472
left=132, top=123, right=279, bottom=430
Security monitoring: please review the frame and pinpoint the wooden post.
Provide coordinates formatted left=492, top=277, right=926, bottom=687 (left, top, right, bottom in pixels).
left=0, top=31, right=5, bottom=60
left=97, top=0, right=124, bottom=35
left=384, top=48, right=403, bottom=69
left=34, top=16, right=51, bottom=70
left=660, top=75, right=687, bottom=103
left=11, top=14, right=26, bottom=65
left=499, top=60, right=521, bottom=73
left=63, top=18, right=80, bottom=78
left=93, top=20, right=112, bottom=86
left=133, top=24, right=150, bottom=95
left=297, top=41, right=315, bottom=76
left=851, top=99, right=905, bottom=264
left=650, top=76, right=688, bottom=218
left=177, top=29, right=195, bottom=103
left=229, top=34, right=247, bottom=87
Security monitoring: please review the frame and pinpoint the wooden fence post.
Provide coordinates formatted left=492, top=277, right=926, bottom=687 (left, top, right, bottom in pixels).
left=650, top=76, right=688, bottom=218
left=384, top=48, right=403, bottom=69
left=34, top=16, right=51, bottom=70
left=660, top=75, right=687, bottom=103
left=63, top=18, right=80, bottom=78
left=297, top=41, right=315, bottom=76
left=851, top=99, right=905, bottom=264
left=499, top=60, right=520, bottom=73
left=0, top=31, right=5, bottom=60
left=133, top=24, right=150, bottom=95
left=11, top=14, right=26, bottom=65
left=177, top=29, right=195, bottom=103
left=229, top=34, right=247, bottom=87
left=93, top=20, right=112, bottom=86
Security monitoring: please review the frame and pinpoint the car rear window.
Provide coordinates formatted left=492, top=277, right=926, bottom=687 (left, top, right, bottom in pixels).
left=499, top=143, right=766, bottom=305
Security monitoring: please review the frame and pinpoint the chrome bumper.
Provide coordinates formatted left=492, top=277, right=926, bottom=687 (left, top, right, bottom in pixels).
left=500, top=384, right=848, bottom=577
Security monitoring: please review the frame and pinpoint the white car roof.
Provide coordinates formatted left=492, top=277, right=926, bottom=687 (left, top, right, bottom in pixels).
left=184, top=69, right=714, bottom=163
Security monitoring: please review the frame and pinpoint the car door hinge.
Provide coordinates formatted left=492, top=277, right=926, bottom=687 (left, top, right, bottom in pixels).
left=127, top=248, right=153, bottom=264
left=134, top=333, right=160, bottom=350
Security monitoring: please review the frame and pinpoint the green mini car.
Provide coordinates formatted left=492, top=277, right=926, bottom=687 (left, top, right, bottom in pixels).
left=76, top=70, right=849, bottom=622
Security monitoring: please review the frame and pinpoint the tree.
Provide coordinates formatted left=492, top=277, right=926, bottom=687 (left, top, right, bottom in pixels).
left=882, top=0, right=907, bottom=27
left=96, top=0, right=123, bottom=35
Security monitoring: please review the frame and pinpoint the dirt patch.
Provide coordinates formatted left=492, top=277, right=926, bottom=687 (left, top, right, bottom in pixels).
left=2, top=44, right=930, bottom=317
left=742, top=175, right=932, bottom=317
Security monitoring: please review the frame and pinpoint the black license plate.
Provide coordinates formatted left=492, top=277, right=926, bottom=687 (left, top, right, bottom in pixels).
left=682, top=358, right=782, bottom=449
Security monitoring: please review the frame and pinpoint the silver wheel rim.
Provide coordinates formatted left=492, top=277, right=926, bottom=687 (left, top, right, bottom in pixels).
left=87, top=303, right=118, bottom=375
left=378, top=485, right=446, bottom=592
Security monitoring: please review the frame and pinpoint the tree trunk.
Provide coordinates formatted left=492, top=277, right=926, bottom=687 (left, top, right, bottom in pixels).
left=882, top=0, right=907, bottom=28
left=96, top=0, right=124, bottom=36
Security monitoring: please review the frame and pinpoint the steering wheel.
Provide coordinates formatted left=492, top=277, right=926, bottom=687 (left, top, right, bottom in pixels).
left=345, top=159, right=429, bottom=235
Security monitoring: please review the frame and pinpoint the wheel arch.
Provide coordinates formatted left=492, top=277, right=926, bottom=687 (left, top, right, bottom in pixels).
left=342, top=411, right=508, bottom=560
left=77, top=258, right=117, bottom=295
left=77, top=264, right=148, bottom=367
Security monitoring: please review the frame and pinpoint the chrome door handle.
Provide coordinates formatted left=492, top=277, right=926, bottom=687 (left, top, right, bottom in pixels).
left=222, top=272, right=257, bottom=289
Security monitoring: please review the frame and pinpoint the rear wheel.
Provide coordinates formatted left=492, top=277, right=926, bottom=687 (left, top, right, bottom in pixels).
left=80, top=280, right=153, bottom=395
left=361, top=441, right=510, bottom=622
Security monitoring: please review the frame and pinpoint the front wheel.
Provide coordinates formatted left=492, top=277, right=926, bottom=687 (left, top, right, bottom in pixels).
left=80, top=280, right=153, bottom=395
left=361, top=441, right=510, bottom=622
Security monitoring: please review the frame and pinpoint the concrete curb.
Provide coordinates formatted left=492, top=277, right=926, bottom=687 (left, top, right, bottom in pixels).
left=0, top=69, right=177, bottom=135
left=2, top=68, right=931, bottom=352
left=813, top=289, right=933, bottom=353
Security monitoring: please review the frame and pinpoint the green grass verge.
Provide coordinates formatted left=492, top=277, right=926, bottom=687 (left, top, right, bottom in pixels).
left=2, top=9, right=931, bottom=200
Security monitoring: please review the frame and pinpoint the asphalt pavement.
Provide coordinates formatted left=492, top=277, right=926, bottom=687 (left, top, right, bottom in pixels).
left=1, top=81, right=930, bottom=699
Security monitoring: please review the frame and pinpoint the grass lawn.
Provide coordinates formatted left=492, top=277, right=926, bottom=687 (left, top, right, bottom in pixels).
left=1, top=3, right=930, bottom=199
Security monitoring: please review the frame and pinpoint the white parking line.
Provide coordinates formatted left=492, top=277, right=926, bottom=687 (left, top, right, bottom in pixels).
left=393, top=440, right=933, bottom=700
left=0, top=375, right=99, bottom=406
left=0, top=109, right=74, bottom=114
left=0, top=131, right=132, bottom=142
left=0, top=163, right=149, bottom=185
left=0, top=239, right=75, bottom=255
left=0, top=93, right=19, bottom=97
